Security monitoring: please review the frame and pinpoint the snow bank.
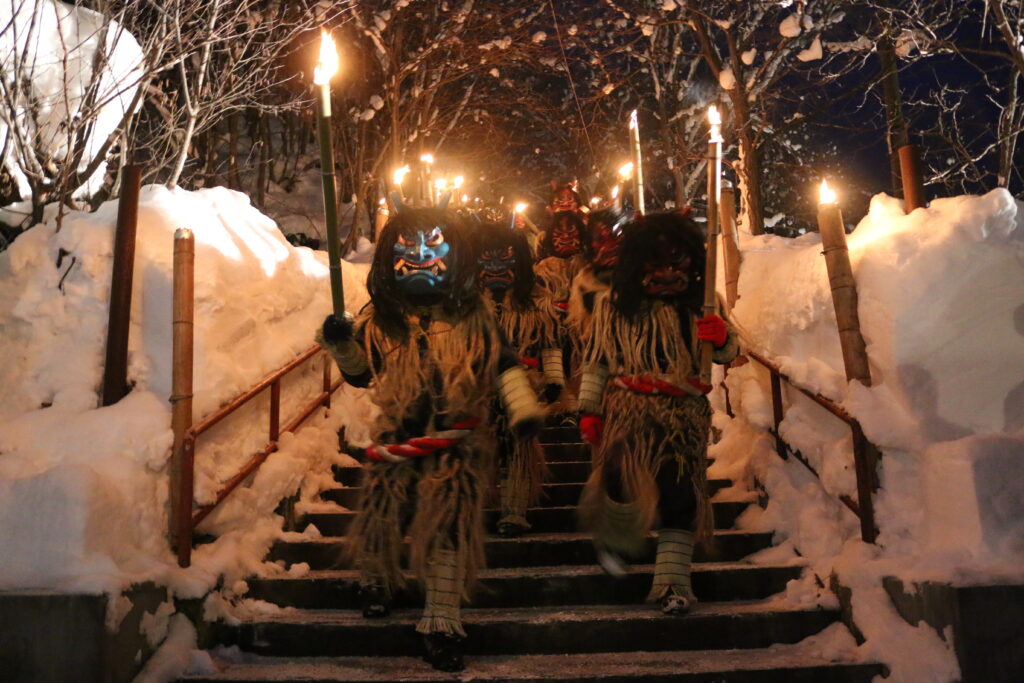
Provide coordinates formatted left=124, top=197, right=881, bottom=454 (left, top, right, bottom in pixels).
left=0, top=185, right=371, bottom=593
left=713, top=189, right=1024, bottom=680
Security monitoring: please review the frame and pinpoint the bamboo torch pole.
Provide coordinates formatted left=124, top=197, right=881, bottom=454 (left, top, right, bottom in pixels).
left=170, top=228, right=195, bottom=563
left=817, top=180, right=872, bottom=386
left=699, top=106, right=723, bottom=387
left=314, top=30, right=345, bottom=317
left=629, top=109, right=645, bottom=215
left=720, top=184, right=740, bottom=313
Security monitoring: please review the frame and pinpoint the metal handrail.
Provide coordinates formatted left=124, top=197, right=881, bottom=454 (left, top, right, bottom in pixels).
left=174, top=345, right=343, bottom=567
left=745, top=350, right=880, bottom=543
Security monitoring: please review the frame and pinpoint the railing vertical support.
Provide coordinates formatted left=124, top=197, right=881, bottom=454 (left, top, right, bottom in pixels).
left=720, top=185, right=741, bottom=313
left=170, top=228, right=195, bottom=568
left=769, top=368, right=787, bottom=460
left=851, top=422, right=880, bottom=543
left=269, top=379, right=281, bottom=443
left=101, top=165, right=143, bottom=406
left=323, top=354, right=332, bottom=409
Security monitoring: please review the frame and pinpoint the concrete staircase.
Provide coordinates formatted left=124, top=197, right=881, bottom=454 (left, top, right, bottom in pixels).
left=184, top=424, right=885, bottom=681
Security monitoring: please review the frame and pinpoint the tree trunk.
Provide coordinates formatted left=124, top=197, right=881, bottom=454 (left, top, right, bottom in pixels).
left=877, top=36, right=907, bottom=198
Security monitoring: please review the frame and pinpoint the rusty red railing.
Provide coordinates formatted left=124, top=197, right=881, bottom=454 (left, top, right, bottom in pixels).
left=735, top=351, right=880, bottom=543
left=172, top=345, right=342, bottom=567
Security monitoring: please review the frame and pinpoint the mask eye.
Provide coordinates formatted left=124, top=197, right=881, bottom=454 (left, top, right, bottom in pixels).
left=426, top=228, right=444, bottom=247
left=502, top=247, right=513, bottom=259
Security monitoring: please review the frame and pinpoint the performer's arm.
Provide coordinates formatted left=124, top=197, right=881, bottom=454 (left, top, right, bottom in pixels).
left=497, top=337, right=544, bottom=438
left=577, top=362, right=610, bottom=446
left=540, top=347, right=565, bottom=402
left=696, top=313, right=739, bottom=365
left=318, top=313, right=373, bottom=387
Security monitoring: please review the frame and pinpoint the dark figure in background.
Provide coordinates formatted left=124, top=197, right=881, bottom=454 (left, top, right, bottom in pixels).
left=476, top=220, right=555, bottom=537
left=318, top=206, right=543, bottom=671
left=576, top=211, right=739, bottom=615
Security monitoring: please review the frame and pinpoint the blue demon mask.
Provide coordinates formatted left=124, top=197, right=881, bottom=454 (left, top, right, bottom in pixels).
left=393, top=226, right=451, bottom=295
left=478, top=246, right=515, bottom=292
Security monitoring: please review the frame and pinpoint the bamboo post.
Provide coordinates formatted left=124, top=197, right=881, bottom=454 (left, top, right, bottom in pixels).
left=629, top=110, right=645, bottom=215
left=898, top=144, right=927, bottom=212
left=816, top=181, right=872, bottom=387
left=101, top=165, right=142, bottom=406
left=720, top=185, right=740, bottom=313
left=170, top=228, right=195, bottom=566
left=699, top=106, right=723, bottom=387
left=314, top=31, right=345, bottom=318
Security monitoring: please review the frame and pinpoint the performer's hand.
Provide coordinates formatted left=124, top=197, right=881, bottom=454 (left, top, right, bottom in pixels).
left=543, top=382, right=563, bottom=403
left=323, top=312, right=354, bottom=343
left=696, top=314, right=728, bottom=348
left=580, top=413, right=604, bottom=446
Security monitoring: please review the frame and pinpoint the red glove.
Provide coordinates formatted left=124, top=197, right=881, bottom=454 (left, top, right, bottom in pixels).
left=696, top=314, right=728, bottom=348
left=580, top=413, right=604, bottom=446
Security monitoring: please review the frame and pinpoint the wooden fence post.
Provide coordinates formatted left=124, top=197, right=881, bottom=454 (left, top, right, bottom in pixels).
left=720, top=185, right=741, bottom=313
left=170, top=228, right=195, bottom=567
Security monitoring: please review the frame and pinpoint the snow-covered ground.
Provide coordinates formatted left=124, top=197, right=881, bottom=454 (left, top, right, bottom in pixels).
left=0, top=185, right=373, bottom=598
left=709, top=188, right=1024, bottom=681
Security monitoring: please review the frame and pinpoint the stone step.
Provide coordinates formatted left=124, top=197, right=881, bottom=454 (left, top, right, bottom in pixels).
left=269, top=529, right=773, bottom=570
left=318, top=478, right=733, bottom=510
left=333, top=460, right=592, bottom=487
left=304, top=500, right=749, bottom=537
left=184, top=646, right=884, bottom=682
left=244, top=563, right=802, bottom=610
left=540, top=425, right=581, bottom=442
left=539, top=442, right=590, bottom=462
left=210, top=601, right=840, bottom=659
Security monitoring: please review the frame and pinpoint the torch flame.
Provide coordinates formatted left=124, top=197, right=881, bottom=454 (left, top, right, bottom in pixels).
left=313, top=30, right=339, bottom=85
left=514, top=202, right=527, bottom=214
left=611, top=185, right=620, bottom=199
left=708, top=104, right=723, bottom=142
left=590, top=197, right=600, bottom=206
left=629, top=109, right=638, bottom=130
left=420, top=153, right=435, bottom=165
left=461, top=194, right=469, bottom=203
left=618, top=162, right=634, bottom=179
left=435, top=178, right=448, bottom=191
left=453, top=175, right=464, bottom=189
left=393, top=165, right=410, bottom=186
left=819, top=179, right=838, bottom=205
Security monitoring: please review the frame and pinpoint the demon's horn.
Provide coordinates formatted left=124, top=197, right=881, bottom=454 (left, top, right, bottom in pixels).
left=389, top=192, right=405, bottom=215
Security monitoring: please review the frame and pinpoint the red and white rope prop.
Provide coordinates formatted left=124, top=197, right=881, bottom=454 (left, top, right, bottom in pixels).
left=365, top=417, right=482, bottom=463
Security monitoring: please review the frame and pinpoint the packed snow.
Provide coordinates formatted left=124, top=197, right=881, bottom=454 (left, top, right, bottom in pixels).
left=710, top=188, right=1024, bottom=682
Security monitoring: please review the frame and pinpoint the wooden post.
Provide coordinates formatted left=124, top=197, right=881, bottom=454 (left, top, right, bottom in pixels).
left=170, top=228, right=195, bottom=567
left=720, top=185, right=741, bottom=313
left=101, top=165, right=142, bottom=406
left=816, top=185, right=871, bottom=387
left=898, top=144, right=927, bottom=212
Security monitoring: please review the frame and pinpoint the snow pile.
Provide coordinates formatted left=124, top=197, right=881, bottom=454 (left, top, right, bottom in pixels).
left=711, top=189, right=1024, bottom=681
left=0, top=185, right=371, bottom=593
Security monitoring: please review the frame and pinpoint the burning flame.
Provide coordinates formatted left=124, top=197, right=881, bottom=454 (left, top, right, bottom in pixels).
left=629, top=109, right=638, bottom=131
left=819, top=179, right=838, bottom=205
left=618, top=162, right=634, bottom=179
left=393, top=165, right=410, bottom=186
left=590, top=197, right=600, bottom=206
left=708, top=104, right=722, bottom=142
left=435, top=178, right=448, bottom=191
left=420, top=153, right=435, bottom=165
left=453, top=175, right=464, bottom=189
left=461, top=194, right=469, bottom=203
left=313, top=30, right=339, bottom=85
left=514, top=202, right=527, bottom=214
left=611, top=185, right=620, bottom=199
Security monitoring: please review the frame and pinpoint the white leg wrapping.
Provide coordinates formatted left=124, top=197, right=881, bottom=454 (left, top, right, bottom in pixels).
left=541, top=347, right=566, bottom=387
left=498, top=366, right=545, bottom=433
left=577, top=363, right=610, bottom=414
left=416, top=549, right=466, bottom=637
left=647, top=528, right=696, bottom=602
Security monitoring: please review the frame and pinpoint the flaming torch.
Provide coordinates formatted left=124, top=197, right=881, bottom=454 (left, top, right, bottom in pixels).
left=699, top=104, right=724, bottom=387
left=629, top=109, right=645, bottom=214
left=314, top=29, right=344, bottom=317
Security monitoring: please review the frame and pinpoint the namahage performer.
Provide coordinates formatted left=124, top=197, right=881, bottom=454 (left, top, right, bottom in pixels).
left=318, top=206, right=543, bottom=671
left=576, top=210, right=739, bottom=615
left=476, top=219, right=555, bottom=537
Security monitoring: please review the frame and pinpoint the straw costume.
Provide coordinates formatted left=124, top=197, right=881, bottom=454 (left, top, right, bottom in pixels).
left=576, top=211, right=738, bottom=615
left=319, top=207, right=543, bottom=671
left=476, top=219, right=555, bottom=537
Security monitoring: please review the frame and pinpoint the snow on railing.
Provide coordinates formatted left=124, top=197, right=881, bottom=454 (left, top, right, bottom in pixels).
left=169, top=229, right=342, bottom=567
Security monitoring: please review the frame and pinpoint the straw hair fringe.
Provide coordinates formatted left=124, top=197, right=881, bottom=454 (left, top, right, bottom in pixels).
left=345, top=463, right=414, bottom=594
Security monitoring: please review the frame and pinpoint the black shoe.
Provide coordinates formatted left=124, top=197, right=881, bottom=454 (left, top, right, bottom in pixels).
left=360, top=585, right=391, bottom=618
left=660, top=590, right=696, bottom=615
left=497, top=519, right=530, bottom=538
left=422, top=632, right=465, bottom=672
